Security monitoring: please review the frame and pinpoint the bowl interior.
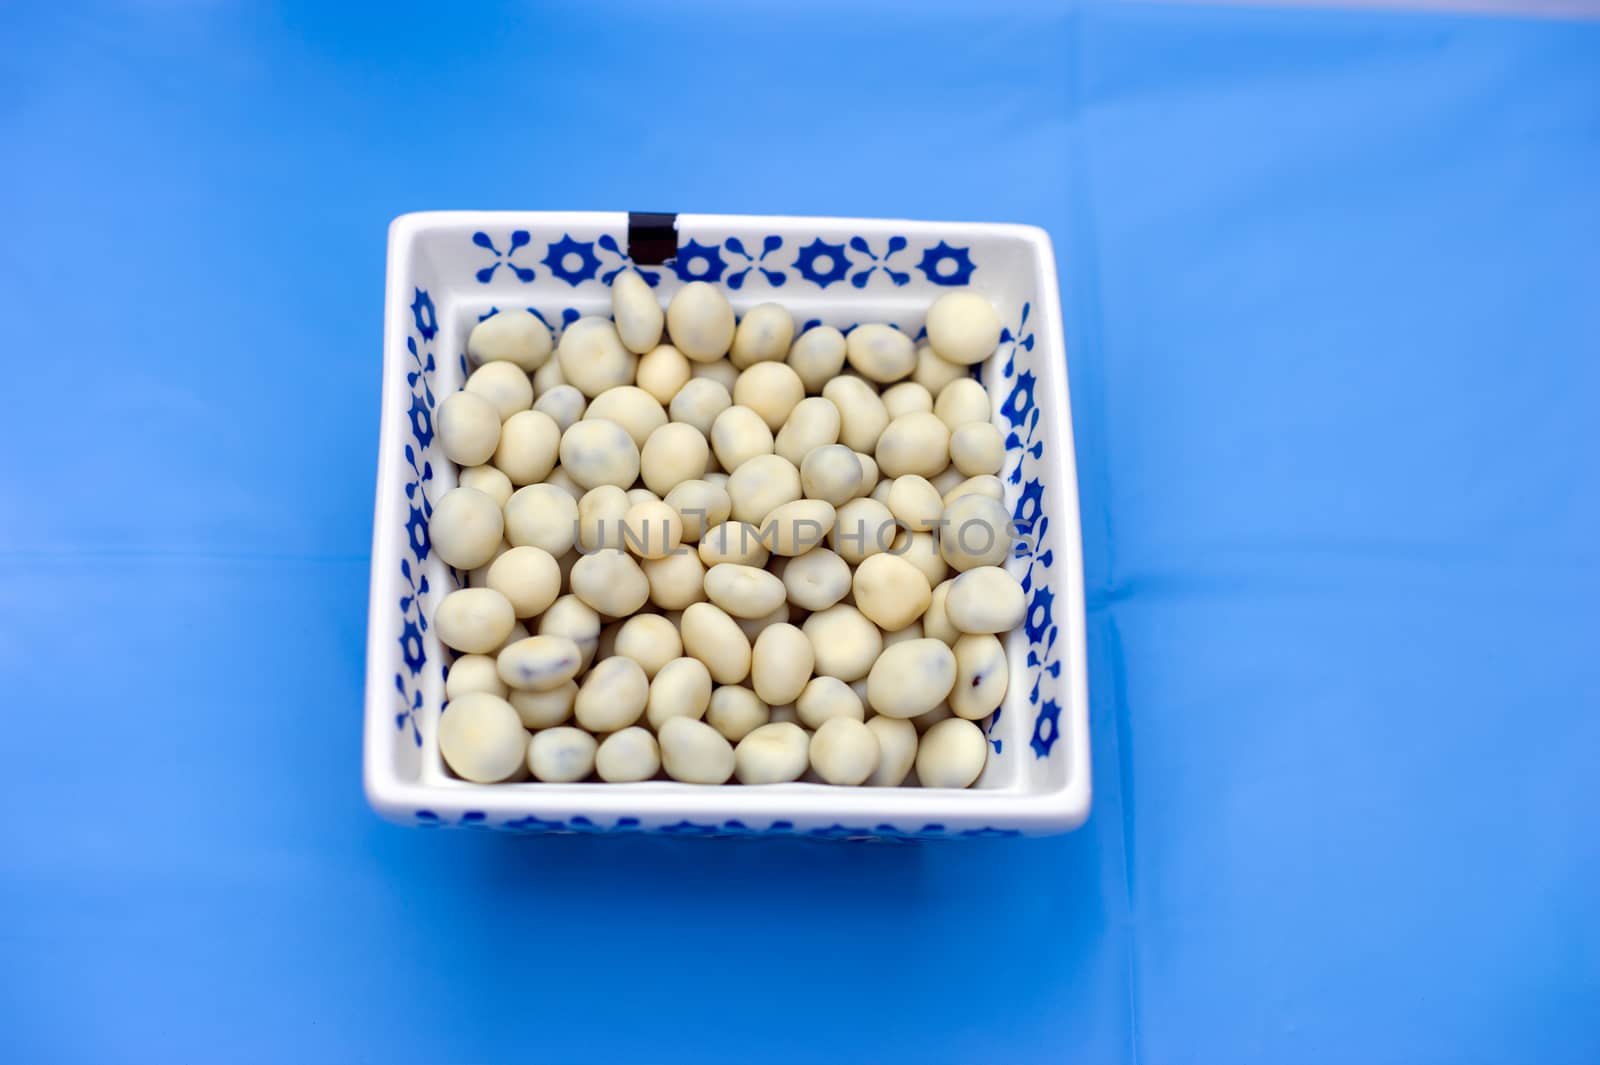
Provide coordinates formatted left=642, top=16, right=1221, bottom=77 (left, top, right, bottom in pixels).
left=370, top=213, right=1085, bottom=832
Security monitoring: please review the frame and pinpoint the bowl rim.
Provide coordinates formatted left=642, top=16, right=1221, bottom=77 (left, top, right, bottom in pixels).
left=365, top=210, right=1091, bottom=834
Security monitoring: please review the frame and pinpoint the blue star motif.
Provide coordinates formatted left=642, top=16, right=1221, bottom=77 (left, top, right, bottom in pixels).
left=793, top=238, right=851, bottom=287
left=671, top=239, right=728, bottom=283
left=398, top=618, right=426, bottom=675
left=1001, top=369, right=1038, bottom=428
left=1014, top=478, right=1045, bottom=532
left=406, top=392, right=433, bottom=449
left=915, top=241, right=976, bottom=286
left=1024, top=585, right=1055, bottom=645
left=472, top=231, right=535, bottom=283
left=1031, top=698, right=1062, bottom=757
left=403, top=504, right=429, bottom=559
left=409, top=288, right=437, bottom=340
left=542, top=235, right=602, bottom=286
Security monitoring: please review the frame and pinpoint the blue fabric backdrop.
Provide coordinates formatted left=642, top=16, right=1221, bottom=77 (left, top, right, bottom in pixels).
left=2, top=2, right=1596, bottom=1062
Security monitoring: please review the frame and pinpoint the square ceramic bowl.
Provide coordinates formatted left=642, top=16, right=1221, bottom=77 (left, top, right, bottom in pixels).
left=365, top=211, right=1089, bottom=839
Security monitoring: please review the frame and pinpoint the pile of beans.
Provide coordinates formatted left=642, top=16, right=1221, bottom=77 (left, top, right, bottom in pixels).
left=428, top=273, right=1025, bottom=788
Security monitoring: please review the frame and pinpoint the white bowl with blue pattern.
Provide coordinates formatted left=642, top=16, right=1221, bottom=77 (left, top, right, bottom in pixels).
left=366, top=212, right=1089, bottom=839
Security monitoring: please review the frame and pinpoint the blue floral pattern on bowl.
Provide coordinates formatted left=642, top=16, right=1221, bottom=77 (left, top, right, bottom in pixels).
left=376, top=219, right=1077, bottom=837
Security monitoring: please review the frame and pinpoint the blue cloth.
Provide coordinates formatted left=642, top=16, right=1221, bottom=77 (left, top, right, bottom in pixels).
left=2, top=2, right=1596, bottom=1062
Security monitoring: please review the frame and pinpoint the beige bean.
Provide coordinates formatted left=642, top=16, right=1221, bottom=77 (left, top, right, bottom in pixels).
left=557, top=316, right=638, bottom=397
left=875, top=411, right=951, bottom=479
left=531, top=354, right=565, bottom=396
left=496, top=633, right=583, bottom=692
left=698, top=520, right=770, bottom=568
left=882, top=381, right=934, bottom=419
left=758, top=499, right=836, bottom=556
left=570, top=549, right=651, bottom=617
left=939, top=494, right=1013, bottom=571
left=802, top=604, right=882, bottom=682
left=915, top=717, right=988, bottom=788
left=845, top=323, right=915, bottom=383
left=830, top=497, right=897, bottom=565
left=620, top=499, right=683, bottom=560
left=613, top=614, right=683, bottom=678
left=666, top=281, right=736, bottom=362
left=485, top=545, right=561, bottom=617
left=730, top=302, right=796, bottom=368
left=647, top=657, right=714, bottom=730
left=595, top=727, right=661, bottom=782
left=710, top=405, right=776, bottom=472
left=925, top=290, right=1002, bottom=366
left=934, top=378, right=991, bottom=429
left=532, top=383, right=587, bottom=431
left=641, top=550, right=707, bottom=610
left=493, top=409, right=562, bottom=486
left=910, top=342, right=967, bottom=396
left=658, top=716, right=736, bottom=783
left=528, top=726, right=599, bottom=783
left=706, top=685, right=770, bottom=743
left=538, top=595, right=601, bottom=669
left=950, top=633, right=1009, bottom=720
left=852, top=552, right=933, bottom=631
left=611, top=269, right=665, bottom=354
left=774, top=396, right=842, bottom=466
left=577, top=485, right=629, bottom=552
left=795, top=675, right=865, bottom=730
left=636, top=344, right=692, bottom=405
left=435, top=587, right=517, bottom=654
left=439, top=390, right=502, bottom=466
left=640, top=422, right=711, bottom=496
left=458, top=464, right=514, bottom=507
left=680, top=602, right=752, bottom=684
left=439, top=693, right=527, bottom=783
left=799, top=444, right=863, bottom=506
left=445, top=654, right=509, bottom=701
left=662, top=479, right=731, bottom=542
left=585, top=386, right=668, bottom=450
left=465, top=360, right=534, bottom=421
left=734, top=722, right=810, bottom=784
left=941, top=474, right=1006, bottom=505
left=667, top=377, right=733, bottom=436
left=809, top=717, right=880, bottom=785
left=865, top=716, right=918, bottom=786
left=733, top=361, right=805, bottom=431
left=781, top=548, right=852, bottom=611
left=866, top=638, right=958, bottom=718
left=823, top=375, right=890, bottom=453
left=509, top=681, right=577, bottom=729
left=575, top=656, right=649, bottom=732
left=950, top=421, right=1005, bottom=477
left=787, top=325, right=847, bottom=393
left=891, top=528, right=949, bottom=589
left=467, top=309, right=553, bottom=372
left=559, top=418, right=640, bottom=490
left=945, top=566, right=1027, bottom=633
left=431, top=486, right=505, bottom=570
left=726, top=453, right=801, bottom=525
left=751, top=623, right=813, bottom=706
left=690, top=358, right=740, bottom=390
left=886, top=475, right=944, bottom=532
